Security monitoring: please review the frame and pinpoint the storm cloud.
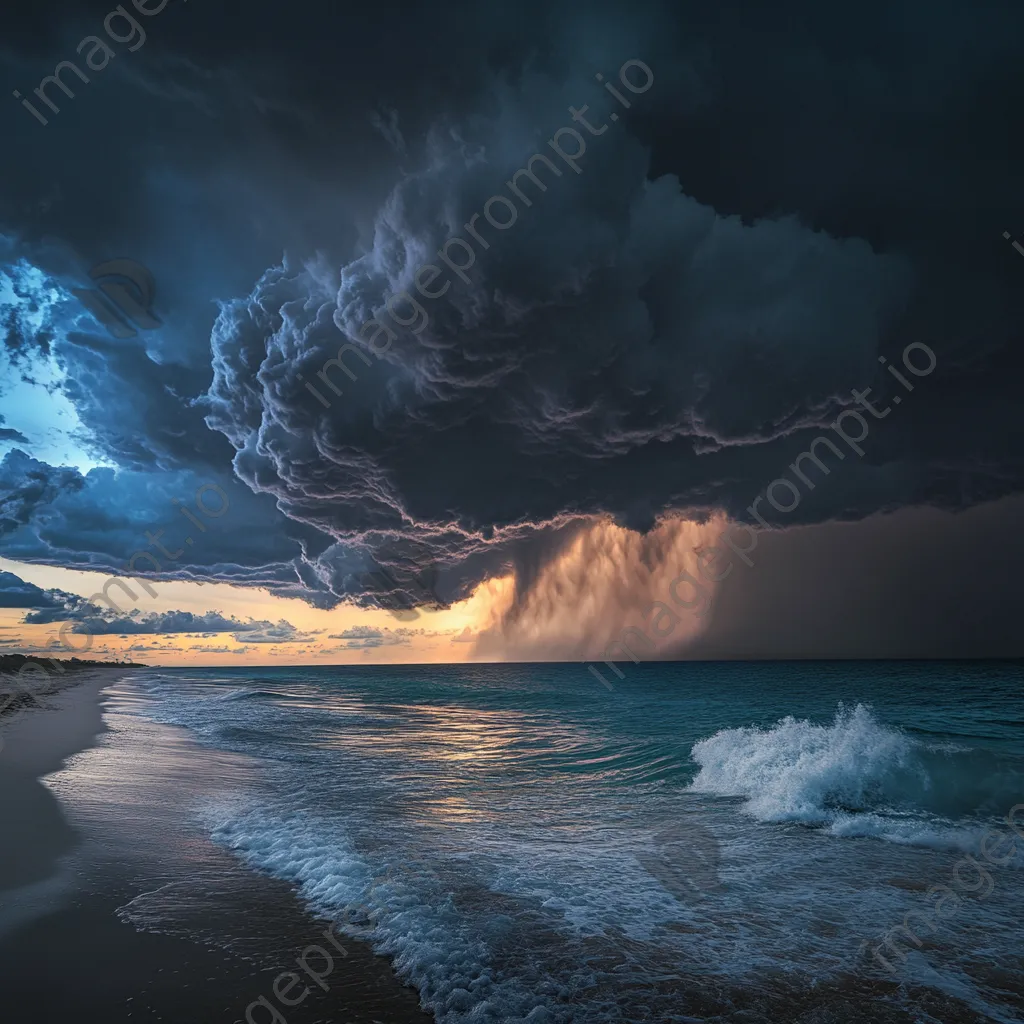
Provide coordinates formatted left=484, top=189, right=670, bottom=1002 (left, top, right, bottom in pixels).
left=201, top=1, right=1024, bottom=608
left=0, top=569, right=63, bottom=608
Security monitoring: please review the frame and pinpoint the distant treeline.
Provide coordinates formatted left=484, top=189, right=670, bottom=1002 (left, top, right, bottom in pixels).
left=1, top=654, right=141, bottom=724
left=0, top=654, right=143, bottom=673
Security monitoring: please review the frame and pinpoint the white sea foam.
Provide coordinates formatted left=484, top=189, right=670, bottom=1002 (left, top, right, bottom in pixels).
left=683, top=703, right=1012, bottom=856
left=687, top=704, right=1024, bottom=863
left=688, top=705, right=917, bottom=817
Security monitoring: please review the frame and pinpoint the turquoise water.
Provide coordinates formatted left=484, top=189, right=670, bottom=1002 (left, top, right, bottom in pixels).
left=128, top=661, right=1024, bottom=1022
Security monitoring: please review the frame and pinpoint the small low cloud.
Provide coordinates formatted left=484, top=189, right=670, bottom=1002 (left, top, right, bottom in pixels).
left=238, top=620, right=315, bottom=644
left=325, top=625, right=412, bottom=650
left=328, top=626, right=383, bottom=640
left=24, top=598, right=308, bottom=642
left=0, top=415, right=29, bottom=445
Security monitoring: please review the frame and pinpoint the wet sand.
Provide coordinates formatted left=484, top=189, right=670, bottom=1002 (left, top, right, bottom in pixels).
left=0, top=671, right=111, bottom=893
left=0, top=673, right=432, bottom=1024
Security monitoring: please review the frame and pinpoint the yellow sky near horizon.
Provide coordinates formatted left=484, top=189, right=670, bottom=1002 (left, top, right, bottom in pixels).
left=0, top=556, right=493, bottom=666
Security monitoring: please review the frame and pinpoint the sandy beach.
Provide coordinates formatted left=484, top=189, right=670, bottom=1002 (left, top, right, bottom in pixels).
left=0, top=671, right=431, bottom=1024
left=0, top=670, right=112, bottom=894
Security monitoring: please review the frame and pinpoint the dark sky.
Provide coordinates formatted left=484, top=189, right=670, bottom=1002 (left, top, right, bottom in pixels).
left=1, top=0, right=1023, bottom=658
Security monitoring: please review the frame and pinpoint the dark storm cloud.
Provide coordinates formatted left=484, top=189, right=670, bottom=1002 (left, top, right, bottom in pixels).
left=0, top=570, right=62, bottom=608
left=0, top=449, right=335, bottom=594
left=1, top=0, right=1022, bottom=618
left=0, top=232, right=244, bottom=473
left=0, top=451, right=85, bottom=536
left=0, top=443, right=383, bottom=608
left=0, top=0, right=570, bottom=603
left=202, top=0, right=1024, bottom=604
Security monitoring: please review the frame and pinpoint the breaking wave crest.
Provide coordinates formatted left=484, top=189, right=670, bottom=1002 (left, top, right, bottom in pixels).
left=688, top=704, right=1021, bottom=851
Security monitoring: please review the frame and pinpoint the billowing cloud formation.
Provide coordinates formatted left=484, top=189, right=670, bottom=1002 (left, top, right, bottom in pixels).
left=0, top=449, right=334, bottom=596
left=0, top=451, right=85, bottom=538
left=206, top=107, right=903, bottom=594
left=200, top=15, right=1022, bottom=615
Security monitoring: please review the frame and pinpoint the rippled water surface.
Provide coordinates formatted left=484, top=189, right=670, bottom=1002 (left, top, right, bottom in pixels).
left=109, top=661, right=1024, bottom=1023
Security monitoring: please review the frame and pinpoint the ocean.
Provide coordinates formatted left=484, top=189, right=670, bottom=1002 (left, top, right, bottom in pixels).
left=84, top=661, right=1024, bottom=1022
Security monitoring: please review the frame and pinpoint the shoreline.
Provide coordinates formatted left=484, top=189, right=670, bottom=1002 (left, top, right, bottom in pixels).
left=0, top=670, right=432, bottom=1024
left=0, top=669, right=119, bottom=894
left=0, top=667, right=116, bottom=763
